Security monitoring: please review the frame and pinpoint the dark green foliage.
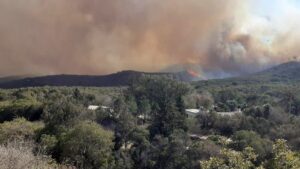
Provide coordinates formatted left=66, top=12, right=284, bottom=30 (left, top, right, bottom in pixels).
left=197, top=112, right=218, bottom=131
left=112, top=97, right=137, bottom=150
left=42, top=98, right=84, bottom=134
left=279, top=90, right=300, bottom=115
left=0, top=118, right=43, bottom=144
left=186, top=140, right=221, bottom=168
left=146, top=130, right=191, bottom=169
left=125, top=95, right=138, bottom=114
left=0, top=91, right=8, bottom=101
left=129, top=76, right=191, bottom=138
left=230, top=130, right=272, bottom=162
left=39, top=134, right=58, bottom=154
left=197, top=113, right=244, bottom=136
left=0, top=100, right=43, bottom=122
left=59, top=121, right=114, bottom=169
left=128, top=128, right=151, bottom=169
left=244, top=104, right=271, bottom=119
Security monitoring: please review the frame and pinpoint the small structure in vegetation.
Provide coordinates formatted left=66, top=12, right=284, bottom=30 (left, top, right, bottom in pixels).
left=88, top=105, right=110, bottom=110
left=185, top=108, right=242, bottom=117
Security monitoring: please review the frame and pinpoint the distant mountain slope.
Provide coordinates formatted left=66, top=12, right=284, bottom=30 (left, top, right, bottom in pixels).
left=2, top=61, right=298, bottom=89
left=0, top=71, right=195, bottom=89
left=252, top=61, right=300, bottom=82
left=0, top=75, right=31, bottom=84
left=194, top=61, right=300, bottom=88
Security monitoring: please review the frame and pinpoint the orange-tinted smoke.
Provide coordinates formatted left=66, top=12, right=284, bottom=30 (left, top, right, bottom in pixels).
left=0, top=0, right=297, bottom=76
left=187, top=69, right=207, bottom=80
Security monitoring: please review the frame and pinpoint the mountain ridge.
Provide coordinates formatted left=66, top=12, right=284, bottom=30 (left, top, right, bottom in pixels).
left=1, top=61, right=300, bottom=89
left=0, top=70, right=197, bottom=89
left=194, top=61, right=300, bottom=88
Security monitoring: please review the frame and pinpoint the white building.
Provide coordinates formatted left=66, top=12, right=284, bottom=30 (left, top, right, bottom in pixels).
left=185, top=109, right=201, bottom=117
left=88, top=105, right=111, bottom=111
left=185, top=108, right=242, bottom=117
left=217, top=109, right=242, bottom=116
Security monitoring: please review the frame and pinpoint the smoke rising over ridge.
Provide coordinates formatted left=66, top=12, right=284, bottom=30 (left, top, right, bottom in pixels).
left=0, top=0, right=299, bottom=76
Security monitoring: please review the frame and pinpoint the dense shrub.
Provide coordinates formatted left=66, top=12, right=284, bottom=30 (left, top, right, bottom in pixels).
left=0, top=141, right=63, bottom=169
left=230, top=130, right=272, bottom=162
left=0, top=118, right=43, bottom=144
left=0, top=100, right=43, bottom=122
left=59, top=121, right=114, bottom=169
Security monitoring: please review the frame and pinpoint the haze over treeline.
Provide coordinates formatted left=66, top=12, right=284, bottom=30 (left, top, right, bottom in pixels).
left=0, top=0, right=299, bottom=76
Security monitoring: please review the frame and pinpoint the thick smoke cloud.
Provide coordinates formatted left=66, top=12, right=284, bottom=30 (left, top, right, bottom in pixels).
left=0, top=0, right=298, bottom=77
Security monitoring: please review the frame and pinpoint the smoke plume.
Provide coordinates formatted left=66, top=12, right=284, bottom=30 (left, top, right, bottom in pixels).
left=0, top=0, right=298, bottom=77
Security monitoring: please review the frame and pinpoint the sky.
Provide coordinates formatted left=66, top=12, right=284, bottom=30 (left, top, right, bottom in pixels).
left=0, top=0, right=300, bottom=77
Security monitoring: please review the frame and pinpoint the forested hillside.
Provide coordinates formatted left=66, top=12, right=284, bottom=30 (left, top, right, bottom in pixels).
left=1, top=72, right=300, bottom=168
left=0, top=70, right=197, bottom=89
left=195, top=61, right=300, bottom=88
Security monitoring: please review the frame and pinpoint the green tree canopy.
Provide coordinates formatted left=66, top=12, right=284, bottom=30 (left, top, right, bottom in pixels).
left=60, top=121, right=114, bottom=169
left=129, top=76, right=191, bottom=138
left=0, top=118, right=43, bottom=144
